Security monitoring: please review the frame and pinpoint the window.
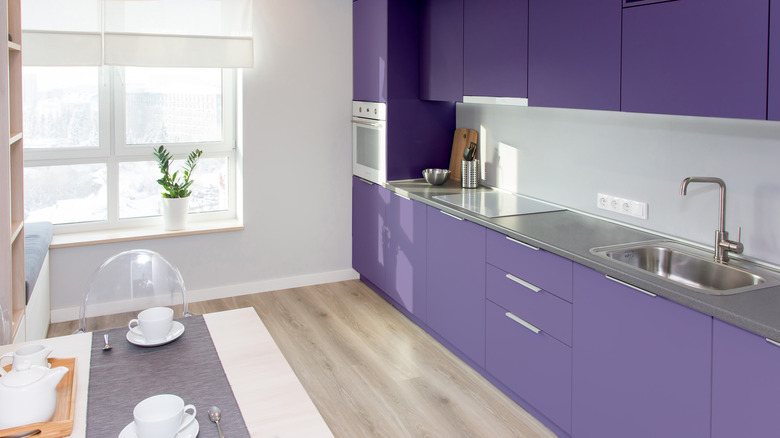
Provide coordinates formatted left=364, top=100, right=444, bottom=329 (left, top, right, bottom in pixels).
left=23, top=66, right=237, bottom=231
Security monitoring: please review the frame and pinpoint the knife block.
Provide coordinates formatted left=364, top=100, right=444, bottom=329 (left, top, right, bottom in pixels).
left=449, top=128, right=478, bottom=181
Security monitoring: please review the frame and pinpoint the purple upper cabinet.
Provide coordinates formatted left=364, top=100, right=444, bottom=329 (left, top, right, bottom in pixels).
left=769, top=0, right=780, bottom=120
left=572, top=264, right=712, bottom=438
left=352, top=0, right=456, bottom=180
left=712, top=319, right=780, bottom=437
left=528, top=0, right=621, bottom=111
left=385, top=193, right=427, bottom=321
left=463, top=0, right=528, bottom=98
left=420, top=0, right=464, bottom=102
left=353, top=0, right=389, bottom=103
left=426, top=206, right=486, bottom=367
left=622, top=0, right=768, bottom=120
left=352, top=176, right=389, bottom=290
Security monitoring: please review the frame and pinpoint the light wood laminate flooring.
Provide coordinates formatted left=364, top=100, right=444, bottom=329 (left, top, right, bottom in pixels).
left=48, top=280, right=557, bottom=438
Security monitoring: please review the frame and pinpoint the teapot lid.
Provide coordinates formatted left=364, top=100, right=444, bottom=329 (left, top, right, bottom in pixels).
left=0, top=360, right=47, bottom=387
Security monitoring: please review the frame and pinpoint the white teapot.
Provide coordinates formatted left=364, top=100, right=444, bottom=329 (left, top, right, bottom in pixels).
left=0, top=359, right=69, bottom=429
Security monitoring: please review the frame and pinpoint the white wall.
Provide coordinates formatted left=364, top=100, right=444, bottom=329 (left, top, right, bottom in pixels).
left=458, top=104, right=780, bottom=266
left=49, top=0, right=355, bottom=320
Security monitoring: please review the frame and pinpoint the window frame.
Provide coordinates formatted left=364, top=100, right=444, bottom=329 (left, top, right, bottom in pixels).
left=23, top=65, right=238, bottom=234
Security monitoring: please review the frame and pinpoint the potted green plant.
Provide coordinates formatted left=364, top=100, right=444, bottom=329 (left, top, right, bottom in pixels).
left=153, top=145, right=203, bottom=230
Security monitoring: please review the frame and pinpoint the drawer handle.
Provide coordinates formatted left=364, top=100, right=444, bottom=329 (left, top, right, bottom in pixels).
left=505, top=312, right=542, bottom=334
left=357, top=177, right=375, bottom=186
left=505, top=273, right=541, bottom=293
left=393, top=192, right=410, bottom=200
left=439, top=210, right=464, bottom=221
left=766, top=338, right=780, bottom=348
left=505, top=236, right=539, bottom=251
left=605, top=275, right=657, bottom=297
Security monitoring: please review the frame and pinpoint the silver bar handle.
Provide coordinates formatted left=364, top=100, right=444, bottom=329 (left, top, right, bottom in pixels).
left=393, top=192, right=410, bottom=201
left=505, top=273, right=542, bottom=293
left=606, top=275, right=657, bottom=297
left=351, top=119, right=382, bottom=127
left=506, top=236, right=539, bottom=251
left=439, top=210, right=463, bottom=221
left=357, top=177, right=375, bottom=186
left=766, top=338, right=780, bottom=348
left=505, top=312, right=542, bottom=334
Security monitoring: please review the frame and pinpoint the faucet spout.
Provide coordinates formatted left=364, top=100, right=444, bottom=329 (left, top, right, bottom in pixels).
left=680, top=176, right=741, bottom=263
left=680, top=176, right=726, bottom=233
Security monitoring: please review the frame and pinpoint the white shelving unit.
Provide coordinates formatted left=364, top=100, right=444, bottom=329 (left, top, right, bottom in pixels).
left=1, top=0, right=24, bottom=344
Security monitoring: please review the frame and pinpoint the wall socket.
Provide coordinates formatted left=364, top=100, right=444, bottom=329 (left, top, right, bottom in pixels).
left=597, top=193, right=648, bottom=219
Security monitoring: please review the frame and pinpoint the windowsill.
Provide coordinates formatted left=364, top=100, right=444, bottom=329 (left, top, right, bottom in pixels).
left=50, top=218, right=244, bottom=249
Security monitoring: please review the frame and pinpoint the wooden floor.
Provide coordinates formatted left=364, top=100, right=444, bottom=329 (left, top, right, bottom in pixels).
left=48, top=280, right=557, bottom=438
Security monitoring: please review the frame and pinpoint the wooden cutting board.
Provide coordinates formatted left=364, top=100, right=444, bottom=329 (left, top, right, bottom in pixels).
left=449, top=128, right=479, bottom=181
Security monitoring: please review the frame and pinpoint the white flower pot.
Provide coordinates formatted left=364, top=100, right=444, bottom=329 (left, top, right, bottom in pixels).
left=161, top=197, right=190, bottom=231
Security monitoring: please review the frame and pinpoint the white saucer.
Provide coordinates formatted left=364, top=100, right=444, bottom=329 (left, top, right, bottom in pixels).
left=126, top=321, right=185, bottom=347
left=118, top=412, right=199, bottom=438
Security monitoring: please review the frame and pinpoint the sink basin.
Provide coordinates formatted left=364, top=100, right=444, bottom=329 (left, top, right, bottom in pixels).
left=590, top=240, right=780, bottom=295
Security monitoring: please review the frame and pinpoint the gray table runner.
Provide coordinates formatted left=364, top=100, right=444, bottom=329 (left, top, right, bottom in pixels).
left=86, top=315, right=250, bottom=437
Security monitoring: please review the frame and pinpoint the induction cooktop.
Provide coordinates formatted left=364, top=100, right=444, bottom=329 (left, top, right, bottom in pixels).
left=433, top=191, right=565, bottom=218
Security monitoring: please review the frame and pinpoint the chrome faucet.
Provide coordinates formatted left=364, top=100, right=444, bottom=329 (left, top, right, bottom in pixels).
left=680, top=177, right=743, bottom=263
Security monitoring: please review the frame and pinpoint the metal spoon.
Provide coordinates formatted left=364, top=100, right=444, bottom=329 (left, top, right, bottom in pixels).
left=208, top=406, right=225, bottom=438
left=102, top=334, right=112, bottom=351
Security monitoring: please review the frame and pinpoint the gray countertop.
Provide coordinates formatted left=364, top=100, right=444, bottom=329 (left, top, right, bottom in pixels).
left=386, top=178, right=780, bottom=341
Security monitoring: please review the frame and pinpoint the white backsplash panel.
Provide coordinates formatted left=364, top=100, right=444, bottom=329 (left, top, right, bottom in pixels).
left=457, top=103, right=780, bottom=266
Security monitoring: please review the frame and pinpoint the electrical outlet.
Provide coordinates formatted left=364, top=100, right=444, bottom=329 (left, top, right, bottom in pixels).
left=597, top=193, right=648, bottom=219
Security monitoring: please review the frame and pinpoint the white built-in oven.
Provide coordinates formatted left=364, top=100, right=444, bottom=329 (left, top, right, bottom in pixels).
left=352, top=101, right=387, bottom=184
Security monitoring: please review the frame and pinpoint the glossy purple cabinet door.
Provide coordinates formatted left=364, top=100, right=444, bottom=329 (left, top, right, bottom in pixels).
left=486, top=300, right=572, bottom=433
left=385, top=193, right=427, bottom=321
left=769, top=0, right=780, bottom=120
left=353, top=0, right=388, bottom=102
left=528, top=0, right=621, bottom=110
left=463, top=0, right=528, bottom=98
left=712, top=319, right=780, bottom=437
left=622, top=0, right=768, bottom=119
left=352, top=177, right=389, bottom=290
left=426, top=206, right=486, bottom=366
left=420, top=0, right=463, bottom=102
left=572, top=264, right=712, bottom=438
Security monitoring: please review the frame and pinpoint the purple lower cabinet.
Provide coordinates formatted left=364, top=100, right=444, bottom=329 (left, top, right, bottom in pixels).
left=528, top=0, right=621, bottom=111
left=486, top=229, right=572, bottom=303
left=352, top=176, right=389, bottom=290
left=621, top=0, right=768, bottom=119
left=463, top=0, right=528, bottom=98
left=426, top=206, right=486, bottom=367
left=712, top=319, right=780, bottom=437
left=385, top=193, right=427, bottom=321
left=572, top=264, right=712, bottom=438
left=486, top=300, right=572, bottom=434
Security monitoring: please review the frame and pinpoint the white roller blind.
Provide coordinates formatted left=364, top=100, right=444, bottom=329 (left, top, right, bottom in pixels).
left=22, top=0, right=103, bottom=66
left=22, top=0, right=253, bottom=68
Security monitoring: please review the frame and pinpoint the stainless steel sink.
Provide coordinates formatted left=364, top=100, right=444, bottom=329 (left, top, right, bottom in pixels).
left=590, top=240, right=780, bottom=295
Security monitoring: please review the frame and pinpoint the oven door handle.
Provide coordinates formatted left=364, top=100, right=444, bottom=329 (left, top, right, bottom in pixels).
left=351, top=119, right=383, bottom=127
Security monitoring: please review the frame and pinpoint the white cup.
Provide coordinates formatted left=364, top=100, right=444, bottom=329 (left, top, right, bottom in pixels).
left=133, top=394, right=196, bottom=438
left=0, top=344, right=52, bottom=374
left=128, top=307, right=174, bottom=342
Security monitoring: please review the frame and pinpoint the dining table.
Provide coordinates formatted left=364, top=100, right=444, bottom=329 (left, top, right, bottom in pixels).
left=0, top=307, right=334, bottom=438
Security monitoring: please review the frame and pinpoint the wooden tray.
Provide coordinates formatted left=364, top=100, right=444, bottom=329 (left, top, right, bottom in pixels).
left=0, top=357, right=77, bottom=438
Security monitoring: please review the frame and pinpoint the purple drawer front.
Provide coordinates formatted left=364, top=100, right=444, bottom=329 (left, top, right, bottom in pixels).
left=486, top=300, right=572, bottom=434
left=486, top=229, right=572, bottom=302
left=486, top=264, right=572, bottom=346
